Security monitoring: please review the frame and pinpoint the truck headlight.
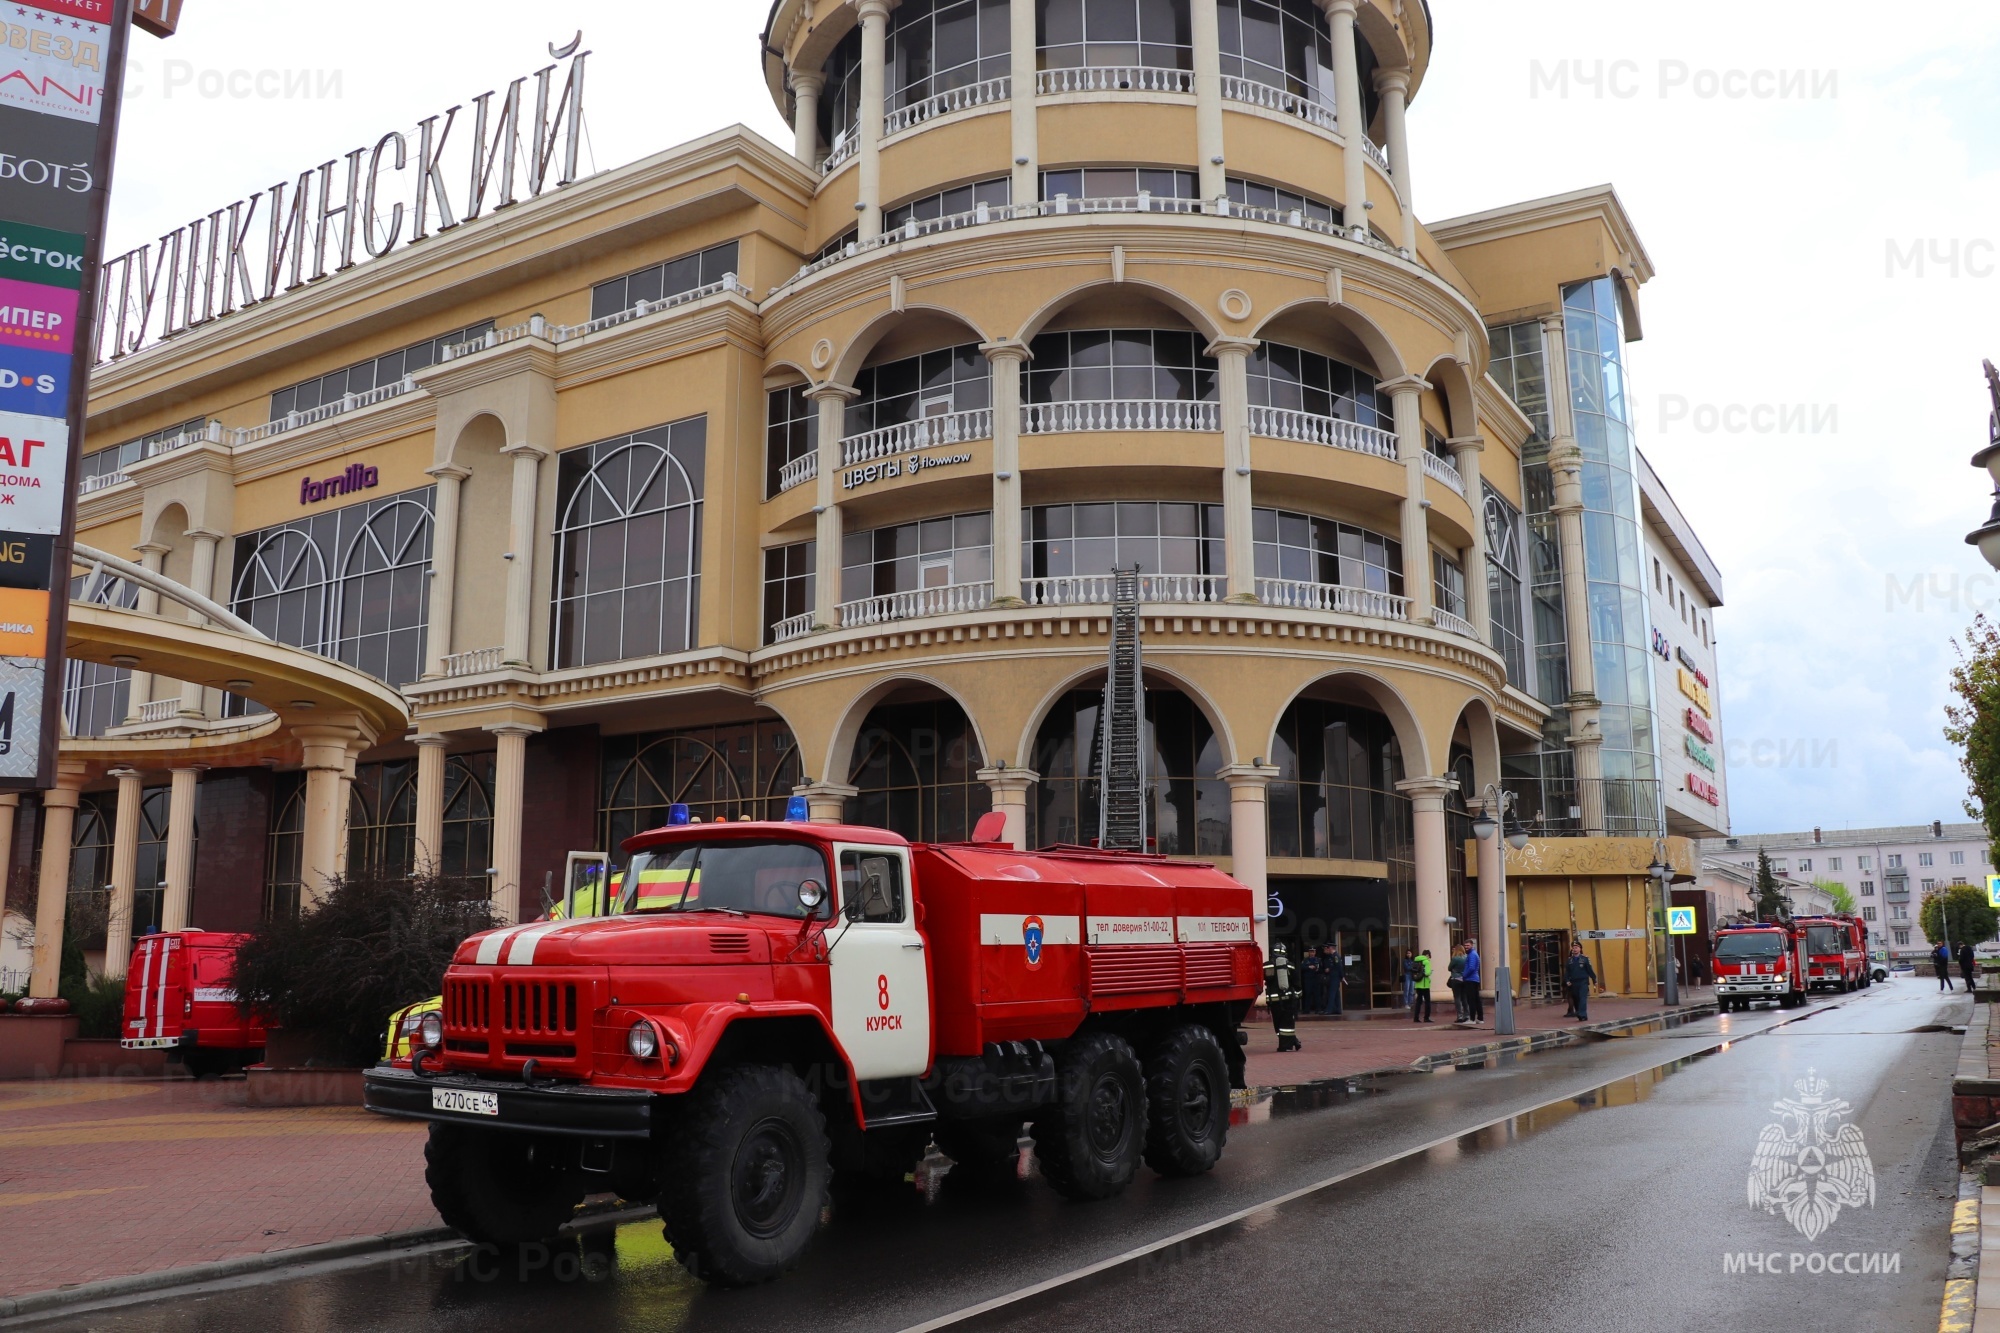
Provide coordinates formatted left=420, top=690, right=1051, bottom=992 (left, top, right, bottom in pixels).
left=418, top=1012, right=443, bottom=1050
left=627, top=1021, right=659, bottom=1060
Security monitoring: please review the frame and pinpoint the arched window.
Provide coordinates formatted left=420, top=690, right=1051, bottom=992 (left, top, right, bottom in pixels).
left=552, top=417, right=707, bottom=669
left=347, top=759, right=418, bottom=878
left=335, top=500, right=432, bottom=686
left=267, top=779, right=304, bottom=920
left=131, top=788, right=175, bottom=937
left=65, top=797, right=113, bottom=950
left=1030, top=685, right=1225, bottom=854
left=1266, top=694, right=1402, bottom=861
left=234, top=528, right=329, bottom=651
left=845, top=698, right=989, bottom=842
left=439, top=754, right=495, bottom=881
left=599, top=720, right=802, bottom=850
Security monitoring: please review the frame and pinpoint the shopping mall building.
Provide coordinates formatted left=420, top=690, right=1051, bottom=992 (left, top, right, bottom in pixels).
left=6, top=0, right=1732, bottom=1004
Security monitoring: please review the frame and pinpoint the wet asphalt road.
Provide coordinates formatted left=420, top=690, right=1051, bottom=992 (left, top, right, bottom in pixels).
left=12, top=979, right=1967, bottom=1333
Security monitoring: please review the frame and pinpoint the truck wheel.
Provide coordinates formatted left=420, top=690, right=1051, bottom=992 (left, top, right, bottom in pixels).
left=657, top=1065, right=830, bottom=1286
left=1142, top=1025, right=1229, bottom=1178
left=1032, top=1031, right=1145, bottom=1201
left=424, top=1124, right=585, bottom=1246
left=935, top=1118, right=1026, bottom=1186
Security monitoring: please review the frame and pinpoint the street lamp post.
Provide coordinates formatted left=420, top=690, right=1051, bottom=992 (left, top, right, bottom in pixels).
left=1964, top=360, right=2000, bottom=571
left=1647, top=840, right=1679, bottom=1007
left=1472, top=785, right=1531, bottom=1037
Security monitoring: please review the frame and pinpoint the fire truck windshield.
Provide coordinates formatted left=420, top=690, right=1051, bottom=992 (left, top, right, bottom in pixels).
left=618, top=840, right=834, bottom=920
left=1805, top=926, right=1846, bottom=955
left=1715, top=933, right=1784, bottom=960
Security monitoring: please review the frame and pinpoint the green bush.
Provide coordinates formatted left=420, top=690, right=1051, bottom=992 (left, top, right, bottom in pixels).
left=62, top=971, right=125, bottom=1040
left=232, top=871, right=496, bottom=1068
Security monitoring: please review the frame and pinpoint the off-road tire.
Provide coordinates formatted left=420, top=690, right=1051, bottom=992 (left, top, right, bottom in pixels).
left=1031, top=1031, right=1145, bottom=1201
left=935, top=1117, right=1026, bottom=1186
left=424, top=1123, right=586, bottom=1246
left=656, top=1064, right=830, bottom=1286
left=1141, top=1024, right=1229, bottom=1178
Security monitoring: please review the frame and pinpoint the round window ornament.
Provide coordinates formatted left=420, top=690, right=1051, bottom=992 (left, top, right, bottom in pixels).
left=811, top=338, right=835, bottom=370
left=1218, top=289, right=1252, bottom=322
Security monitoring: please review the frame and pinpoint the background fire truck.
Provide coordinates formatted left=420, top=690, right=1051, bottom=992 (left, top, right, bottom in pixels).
left=119, top=932, right=266, bottom=1077
left=365, top=812, right=1260, bottom=1285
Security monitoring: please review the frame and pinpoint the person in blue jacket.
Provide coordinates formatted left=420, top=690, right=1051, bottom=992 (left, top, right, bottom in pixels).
left=1565, top=941, right=1598, bottom=1021
left=1461, top=940, right=1483, bottom=1024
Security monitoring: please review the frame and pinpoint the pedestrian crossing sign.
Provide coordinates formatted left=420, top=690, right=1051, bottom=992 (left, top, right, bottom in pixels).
left=1987, top=875, right=2000, bottom=908
left=1667, top=906, right=1696, bottom=935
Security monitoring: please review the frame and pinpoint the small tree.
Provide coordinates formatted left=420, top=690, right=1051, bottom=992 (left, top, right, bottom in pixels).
left=232, top=871, right=496, bottom=1067
left=1816, top=879, right=1856, bottom=914
left=1920, top=884, right=2000, bottom=952
left=1947, top=613, right=2000, bottom=868
left=1753, top=850, right=1788, bottom=919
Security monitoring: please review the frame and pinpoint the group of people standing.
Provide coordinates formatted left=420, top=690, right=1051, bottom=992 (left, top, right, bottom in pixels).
left=1935, top=939, right=1983, bottom=992
left=1402, top=942, right=1485, bottom=1024
left=1298, top=945, right=1346, bottom=1015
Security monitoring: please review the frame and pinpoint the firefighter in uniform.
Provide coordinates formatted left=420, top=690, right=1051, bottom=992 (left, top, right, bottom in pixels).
left=1265, top=941, right=1303, bottom=1052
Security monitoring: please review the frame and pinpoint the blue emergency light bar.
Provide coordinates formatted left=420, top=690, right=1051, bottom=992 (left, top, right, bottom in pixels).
left=786, top=794, right=810, bottom=822
left=668, top=803, right=690, bottom=825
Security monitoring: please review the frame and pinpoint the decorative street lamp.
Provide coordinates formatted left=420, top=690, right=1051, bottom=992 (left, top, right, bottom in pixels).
left=1472, top=786, right=1531, bottom=1036
left=1965, top=360, right=2000, bottom=571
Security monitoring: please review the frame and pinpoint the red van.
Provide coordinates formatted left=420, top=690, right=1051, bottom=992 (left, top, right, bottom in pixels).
left=121, top=932, right=267, bottom=1077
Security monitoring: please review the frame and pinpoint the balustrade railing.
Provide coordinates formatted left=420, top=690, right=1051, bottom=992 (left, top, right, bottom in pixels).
left=1022, top=398, right=1219, bottom=434
left=840, top=408, right=993, bottom=467
left=137, top=698, right=181, bottom=724
left=1421, top=449, right=1465, bottom=496
left=777, top=452, right=818, bottom=494
left=839, top=581, right=993, bottom=628
left=1254, top=578, right=1409, bottom=621
left=234, top=377, right=417, bottom=446
left=1431, top=608, right=1476, bottom=639
left=1035, top=65, right=1194, bottom=95
left=1220, top=76, right=1337, bottom=131
left=885, top=76, right=1010, bottom=135
left=442, top=645, right=506, bottom=677
left=1248, top=405, right=1398, bottom=459
left=820, top=134, right=858, bottom=172
left=771, top=611, right=817, bottom=644
left=1022, top=572, right=1225, bottom=606
left=1361, top=135, right=1390, bottom=170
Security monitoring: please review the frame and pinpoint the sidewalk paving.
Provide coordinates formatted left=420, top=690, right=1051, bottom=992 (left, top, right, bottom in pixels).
left=0, top=987, right=1716, bottom=1306
left=1242, top=986, right=1717, bottom=1087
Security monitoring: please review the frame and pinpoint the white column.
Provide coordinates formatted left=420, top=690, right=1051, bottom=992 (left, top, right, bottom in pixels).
left=26, top=762, right=88, bottom=998
left=977, top=766, right=1038, bottom=849
left=810, top=385, right=854, bottom=629
left=414, top=733, right=447, bottom=874
left=488, top=723, right=540, bottom=924
left=295, top=725, right=356, bottom=907
left=792, top=71, right=824, bottom=167
left=1378, top=374, right=1432, bottom=624
left=1471, top=795, right=1505, bottom=999
left=799, top=781, right=860, bottom=825
left=1541, top=313, right=1605, bottom=835
left=1325, top=0, right=1368, bottom=241
left=1211, top=338, right=1258, bottom=602
left=159, top=765, right=203, bottom=932
left=423, top=464, right=469, bottom=678
left=500, top=442, right=546, bottom=666
left=1451, top=433, right=1491, bottom=642
left=1398, top=775, right=1455, bottom=979
left=856, top=0, right=891, bottom=242
left=1190, top=0, right=1226, bottom=202
left=986, top=343, right=1027, bottom=604
left=178, top=529, right=222, bottom=716
left=1221, top=763, right=1280, bottom=961
left=101, top=769, right=141, bottom=977
left=124, top=542, right=168, bottom=717
left=1375, top=66, right=1415, bottom=252
left=1008, top=0, right=1038, bottom=205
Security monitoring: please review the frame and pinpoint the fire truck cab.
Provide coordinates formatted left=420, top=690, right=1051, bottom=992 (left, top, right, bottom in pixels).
left=363, top=815, right=1260, bottom=1285
left=1712, top=922, right=1807, bottom=1011
left=120, top=931, right=266, bottom=1077
left=1794, top=914, right=1869, bottom=993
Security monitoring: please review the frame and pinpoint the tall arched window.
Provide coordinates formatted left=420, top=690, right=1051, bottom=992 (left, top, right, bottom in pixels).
left=347, top=759, right=418, bottom=878
left=599, top=720, right=802, bottom=850
left=267, top=779, right=304, bottom=920
left=439, top=754, right=495, bottom=881
left=234, top=528, right=330, bottom=651
left=552, top=417, right=707, bottom=669
left=335, top=500, right=432, bottom=686
left=1030, top=685, right=1226, bottom=854
left=845, top=697, right=989, bottom=842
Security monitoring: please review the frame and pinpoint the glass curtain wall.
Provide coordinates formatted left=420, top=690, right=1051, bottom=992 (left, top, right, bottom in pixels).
left=1482, top=483, right=1529, bottom=689
left=1265, top=696, right=1402, bottom=860
left=887, top=0, right=1011, bottom=111
left=1564, top=277, right=1661, bottom=835
left=1037, top=0, right=1193, bottom=71
left=1215, top=0, right=1333, bottom=106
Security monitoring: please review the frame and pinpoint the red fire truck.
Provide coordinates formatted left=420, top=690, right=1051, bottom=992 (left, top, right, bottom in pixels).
left=120, top=931, right=267, bottom=1077
left=1794, top=914, right=1869, bottom=993
left=1713, top=921, right=1808, bottom=1011
left=364, top=814, right=1260, bottom=1285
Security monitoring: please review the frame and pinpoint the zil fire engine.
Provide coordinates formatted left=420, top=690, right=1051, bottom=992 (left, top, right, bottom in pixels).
left=363, top=810, right=1260, bottom=1285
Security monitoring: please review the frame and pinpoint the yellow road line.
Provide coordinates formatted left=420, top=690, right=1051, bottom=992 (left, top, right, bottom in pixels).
left=0, top=1186, right=133, bottom=1208
left=1942, top=1192, right=1979, bottom=1333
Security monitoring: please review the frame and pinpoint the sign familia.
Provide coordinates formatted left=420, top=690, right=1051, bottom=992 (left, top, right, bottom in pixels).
left=96, top=35, right=589, bottom=362
left=300, top=461, right=377, bottom=505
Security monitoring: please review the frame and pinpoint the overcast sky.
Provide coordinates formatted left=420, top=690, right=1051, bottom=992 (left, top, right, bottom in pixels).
left=97, top=1, right=2000, bottom=838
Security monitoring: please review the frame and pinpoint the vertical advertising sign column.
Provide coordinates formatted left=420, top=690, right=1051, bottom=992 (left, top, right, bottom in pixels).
left=0, top=0, right=131, bottom=789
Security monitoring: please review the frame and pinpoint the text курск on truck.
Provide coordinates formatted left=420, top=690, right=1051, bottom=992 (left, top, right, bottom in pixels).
left=362, top=814, right=1262, bottom=1286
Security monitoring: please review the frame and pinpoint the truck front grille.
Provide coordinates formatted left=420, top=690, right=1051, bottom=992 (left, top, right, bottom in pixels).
left=503, top=980, right=578, bottom=1037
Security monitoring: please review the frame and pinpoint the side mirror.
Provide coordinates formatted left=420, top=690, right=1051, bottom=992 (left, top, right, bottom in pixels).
left=844, top=892, right=864, bottom=922
left=797, top=879, right=826, bottom=912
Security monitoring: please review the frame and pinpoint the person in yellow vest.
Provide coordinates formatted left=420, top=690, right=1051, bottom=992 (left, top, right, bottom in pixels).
left=1411, top=948, right=1435, bottom=1023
